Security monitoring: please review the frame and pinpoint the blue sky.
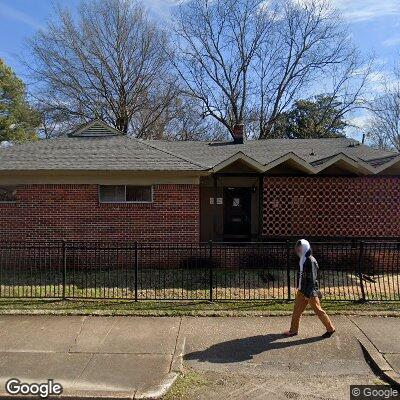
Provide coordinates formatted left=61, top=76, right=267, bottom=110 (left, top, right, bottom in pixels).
left=1, top=0, right=400, bottom=139
left=0, top=0, right=174, bottom=75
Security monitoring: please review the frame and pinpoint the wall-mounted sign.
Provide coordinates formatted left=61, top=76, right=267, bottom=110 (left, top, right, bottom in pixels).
left=209, top=197, right=214, bottom=205
left=217, top=197, right=223, bottom=205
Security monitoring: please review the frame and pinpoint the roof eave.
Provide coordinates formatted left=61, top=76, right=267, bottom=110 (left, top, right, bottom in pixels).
left=314, top=153, right=371, bottom=175
left=264, top=152, right=316, bottom=174
left=212, top=151, right=265, bottom=173
left=373, top=155, right=400, bottom=174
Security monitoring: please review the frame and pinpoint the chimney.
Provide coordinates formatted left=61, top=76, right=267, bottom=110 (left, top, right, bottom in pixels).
left=232, top=123, right=244, bottom=144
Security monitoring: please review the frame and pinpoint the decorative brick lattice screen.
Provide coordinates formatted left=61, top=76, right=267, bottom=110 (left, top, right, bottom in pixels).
left=263, top=177, right=400, bottom=237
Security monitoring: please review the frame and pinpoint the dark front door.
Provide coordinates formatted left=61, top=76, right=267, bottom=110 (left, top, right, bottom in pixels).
left=223, top=187, right=252, bottom=239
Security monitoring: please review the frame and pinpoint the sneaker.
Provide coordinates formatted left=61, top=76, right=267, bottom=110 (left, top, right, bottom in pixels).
left=283, top=331, right=298, bottom=337
left=321, top=330, right=336, bottom=338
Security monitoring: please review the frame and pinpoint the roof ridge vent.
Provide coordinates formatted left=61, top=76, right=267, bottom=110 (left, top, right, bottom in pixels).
left=70, top=119, right=124, bottom=137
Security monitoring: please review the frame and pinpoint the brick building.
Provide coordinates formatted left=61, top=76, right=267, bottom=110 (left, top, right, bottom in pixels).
left=1, top=119, right=399, bottom=242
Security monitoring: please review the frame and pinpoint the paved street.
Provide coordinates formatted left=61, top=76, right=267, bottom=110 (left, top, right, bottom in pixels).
left=0, top=315, right=398, bottom=399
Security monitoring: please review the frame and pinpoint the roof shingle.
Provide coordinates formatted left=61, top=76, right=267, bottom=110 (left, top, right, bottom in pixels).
left=0, top=136, right=202, bottom=171
left=149, top=138, right=396, bottom=168
left=0, top=133, right=398, bottom=173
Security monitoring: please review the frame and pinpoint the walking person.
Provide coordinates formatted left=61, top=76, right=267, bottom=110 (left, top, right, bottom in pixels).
left=284, top=239, right=336, bottom=338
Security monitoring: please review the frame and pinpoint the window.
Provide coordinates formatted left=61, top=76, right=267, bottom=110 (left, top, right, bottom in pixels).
left=99, top=185, right=152, bottom=203
left=126, top=186, right=152, bottom=202
left=0, top=186, right=17, bottom=203
left=99, top=186, right=125, bottom=203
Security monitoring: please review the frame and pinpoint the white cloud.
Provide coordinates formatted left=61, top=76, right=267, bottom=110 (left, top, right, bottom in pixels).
left=292, top=0, right=400, bottom=22
left=382, top=36, right=400, bottom=47
left=331, top=0, right=400, bottom=22
left=145, top=0, right=400, bottom=22
left=365, top=70, right=390, bottom=95
left=145, top=0, right=182, bottom=18
left=345, top=113, right=370, bottom=141
left=368, top=71, right=387, bottom=83
left=348, top=114, right=368, bottom=129
left=0, top=3, right=44, bottom=30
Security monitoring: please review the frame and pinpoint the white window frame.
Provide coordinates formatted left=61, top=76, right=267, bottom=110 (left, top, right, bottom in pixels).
left=99, top=185, right=153, bottom=204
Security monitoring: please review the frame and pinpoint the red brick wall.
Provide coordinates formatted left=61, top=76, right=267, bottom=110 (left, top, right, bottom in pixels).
left=263, top=176, right=400, bottom=238
left=0, top=184, right=200, bottom=242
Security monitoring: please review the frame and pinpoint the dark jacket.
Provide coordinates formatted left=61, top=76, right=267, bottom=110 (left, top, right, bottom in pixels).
left=299, top=251, right=320, bottom=298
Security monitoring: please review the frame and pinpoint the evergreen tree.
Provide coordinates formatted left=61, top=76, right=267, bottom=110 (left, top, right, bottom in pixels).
left=274, top=95, right=347, bottom=139
left=0, top=59, right=40, bottom=143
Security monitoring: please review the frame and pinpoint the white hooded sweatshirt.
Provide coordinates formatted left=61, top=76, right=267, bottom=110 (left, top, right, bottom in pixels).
left=297, top=239, right=311, bottom=290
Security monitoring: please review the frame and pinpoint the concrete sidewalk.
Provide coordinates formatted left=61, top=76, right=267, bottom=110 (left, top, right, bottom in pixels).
left=0, top=316, right=183, bottom=399
left=349, top=316, right=400, bottom=387
left=0, top=315, right=399, bottom=399
left=181, top=316, right=383, bottom=400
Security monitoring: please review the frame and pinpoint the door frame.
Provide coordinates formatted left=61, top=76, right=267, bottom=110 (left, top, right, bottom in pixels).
left=199, top=173, right=262, bottom=242
left=223, top=186, right=253, bottom=241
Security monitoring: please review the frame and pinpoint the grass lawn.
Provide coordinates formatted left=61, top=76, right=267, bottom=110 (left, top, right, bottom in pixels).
left=0, top=298, right=399, bottom=316
left=1, top=267, right=399, bottom=301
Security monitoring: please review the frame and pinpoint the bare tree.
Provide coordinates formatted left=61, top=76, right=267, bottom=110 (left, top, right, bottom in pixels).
left=173, top=0, right=371, bottom=140
left=367, top=65, right=400, bottom=151
left=32, top=101, right=70, bottom=139
left=172, top=0, right=272, bottom=139
left=256, top=0, right=371, bottom=138
left=133, top=94, right=220, bottom=140
left=26, top=0, right=177, bottom=137
left=154, top=96, right=228, bottom=141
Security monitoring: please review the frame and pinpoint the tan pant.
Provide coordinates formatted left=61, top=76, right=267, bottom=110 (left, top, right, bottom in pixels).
left=290, top=291, right=335, bottom=333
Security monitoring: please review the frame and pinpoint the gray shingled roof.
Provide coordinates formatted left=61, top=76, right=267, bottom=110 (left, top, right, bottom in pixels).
left=148, top=138, right=396, bottom=168
left=0, top=119, right=398, bottom=173
left=0, top=136, right=202, bottom=171
left=364, top=154, right=400, bottom=167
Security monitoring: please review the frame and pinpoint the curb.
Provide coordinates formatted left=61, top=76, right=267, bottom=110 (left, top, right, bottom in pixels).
left=134, top=322, right=185, bottom=399
left=134, top=372, right=179, bottom=400
left=1, top=309, right=400, bottom=317
left=358, top=337, right=400, bottom=388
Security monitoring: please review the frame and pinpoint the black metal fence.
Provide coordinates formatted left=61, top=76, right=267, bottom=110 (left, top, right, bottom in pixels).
left=0, top=240, right=399, bottom=301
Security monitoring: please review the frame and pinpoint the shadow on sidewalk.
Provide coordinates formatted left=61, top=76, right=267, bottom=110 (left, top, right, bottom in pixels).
left=184, top=334, right=324, bottom=363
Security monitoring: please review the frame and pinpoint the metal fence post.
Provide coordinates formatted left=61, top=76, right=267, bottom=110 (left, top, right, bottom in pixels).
left=286, top=240, right=291, bottom=301
left=134, top=241, right=139, bottom=302
left=209, top=240, right=213, bottom=301
left=62, top=240, right=67, bottom=300
left=358, top=241, right=366, bottom=302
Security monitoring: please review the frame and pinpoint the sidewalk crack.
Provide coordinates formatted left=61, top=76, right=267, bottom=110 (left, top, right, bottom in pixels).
left=69, top=315, right=87, bottom=352
left=170, top=317, right=183, bottom=373
left=72, top=352, right=95, bottom=386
